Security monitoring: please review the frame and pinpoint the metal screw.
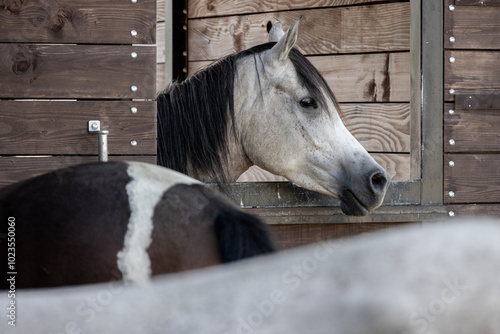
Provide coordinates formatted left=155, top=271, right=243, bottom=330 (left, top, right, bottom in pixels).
left=130, top=30, right=138, bottom=37
left=449, top=109, right=455, bottom=115
left=449, top=36, right=456, bottom=43
left=131, top=0, right=137, bottom=3
left=130, top=140, right=138, bottom=147
left=131, top=107, right=138, bottom=114
left=131, top=52, right=138, bottom=59
left=88, top=120, right=101, bottom=132
left=131, top=85, right=138, bottom=92
left=449, top=57, right=456, bottom=63
left=448, top=161, right=455, bottom=167
left=449, top=4, right=455, bottom=11
left=448, top=191, right=455, bottom=198
left=449, top=88, right=456, bottom=95
left=449, top=139, right=456, bottom=146
left=449, top=211, right=455, bottom=217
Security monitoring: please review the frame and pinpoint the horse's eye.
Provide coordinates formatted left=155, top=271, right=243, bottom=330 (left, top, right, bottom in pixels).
left=300, top=97, right=318, bottom=109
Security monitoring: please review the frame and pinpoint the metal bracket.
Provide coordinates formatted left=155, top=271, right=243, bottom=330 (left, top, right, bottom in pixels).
left=88, top=120, right=109, bottom=162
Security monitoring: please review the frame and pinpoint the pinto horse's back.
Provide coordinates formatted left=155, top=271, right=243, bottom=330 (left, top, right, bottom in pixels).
left=0, top=161, right=275, bottom=289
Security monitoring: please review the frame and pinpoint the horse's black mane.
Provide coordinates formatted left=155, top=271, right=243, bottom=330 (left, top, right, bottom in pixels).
left=156, top=42, right=337, bottom=181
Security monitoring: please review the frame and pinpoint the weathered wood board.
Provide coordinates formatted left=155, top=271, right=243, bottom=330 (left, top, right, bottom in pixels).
left=342, top=103, right=410, bottom=152
left=444, top=51, right=500, bottom=101
left=187, top=2, right=410, bottom=61
left=444, top=154, right=500, bottom=204
left=0, top=0, right=156, bottom=44
left=269, top=223, right=408, bottom=249
left=0, top=101, right=156, bottom=155
left=0, top=44, right=156, bottom=99
left=444, top=104, right=500, bottom=153
left=0, top=156, right=156, bottom=188
left=189, top=53, right=410, bottom=103
left=188, top=0, right=383, bottom=18
left=444, top=3, right=500, bottom=50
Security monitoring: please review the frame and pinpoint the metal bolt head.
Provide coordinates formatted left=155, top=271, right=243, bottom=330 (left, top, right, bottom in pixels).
left=88, top=120, right=101, bottom=132
left=130, top=30, right=138, bottom=37
left=448, top=109, right=455, bottom=115
left=131, top=85, right=138, bottom=93
left=131, top=107, right=138, bottom=114
left=449, top=88, right=456, bottom=95
left=449, top=211, right=455, bottom=217
left=449, top=56, right=456, bottom=63
left=131, top=0, right=138, bottom=3
left=448, top=191, right=455, bottom=198
left=449, top=139, right=456, bottom=146
left=130, top=140, right=138, bottom=147
left=449, top=4, right=455, bottom=11
left=448, top=161, right=455, bottom=167
left=449, top=36, right=456, bottom=43
left=131, top=52, right=138, bottom=59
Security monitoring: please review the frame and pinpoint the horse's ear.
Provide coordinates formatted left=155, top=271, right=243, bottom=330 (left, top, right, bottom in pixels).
left=267, top=16, right=301, bottom=64
left=269, top=22, right=285, bottom=42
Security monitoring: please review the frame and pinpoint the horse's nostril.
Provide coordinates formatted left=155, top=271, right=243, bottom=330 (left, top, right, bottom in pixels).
left=370, top=172, right=388, bottom=193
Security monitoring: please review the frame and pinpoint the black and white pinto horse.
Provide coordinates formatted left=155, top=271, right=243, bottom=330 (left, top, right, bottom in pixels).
left=157, top=17, right=390, bottom=216
left=0, top=161, right=275, bottom=289
left=4, top=220, right=499, bottom=334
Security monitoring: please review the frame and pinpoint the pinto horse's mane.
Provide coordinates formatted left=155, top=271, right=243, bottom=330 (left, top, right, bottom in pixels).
left=156, top=42, right=338, bottom=181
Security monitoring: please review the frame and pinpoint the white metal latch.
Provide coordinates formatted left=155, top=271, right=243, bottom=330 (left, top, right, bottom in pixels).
left=88, top=120, right=109, bottom=162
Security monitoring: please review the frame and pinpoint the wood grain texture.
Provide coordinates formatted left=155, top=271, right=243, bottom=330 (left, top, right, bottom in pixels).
left=187, top=2, right=410, bottom=61
left=444, top=3, right=500, bottom=50
left=189, top=52, right=410, bottom=103
left=444, top=154, right=500, bottom=204
left=444, top=51, right=500, bottom=101
left=0, top=101, right=156, bottom=155
left=188, top=0, right=385, bottom=18
left=269, top=223, right=409, bottom=249
left=310, top=52, right=410, bottom=102
left=237, top=153, right=409, bottom=183
left=447, top=204, right=500, bottom=217
left=342, top=103, right=410, bottom=152
left=0, top=44, right=156, bottom=99
left=0, top=156, right=156, bottom=188
left=0, top=0, right=156, bottom=44
left=455, top=0, right=500, bottom=5
left=444, top=106, right=500, bottom=153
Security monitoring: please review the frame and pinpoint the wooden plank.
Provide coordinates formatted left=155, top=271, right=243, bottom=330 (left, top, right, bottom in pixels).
left=269, top=223, right=409, bottom=249
left=0, top=44, right=156, bottom=99
left=455, top=0, right=500, bottom=5
left=209, top=179, right=422, bottom=208
left=444, top=51, right=500, bottom=101
left=311, top=53, right=410, bottom=103
left=455, top=93, right=500, bottom=110
left=447, top=204, right=500, bottom=217
left=237, top=153, right=410, bottom=183
left=0, top=101, right=156, bottom=155
left=342, top=103, right=410, bottom=152
left=246, top=205, right=446, bottom=225
left=0, top=156, right=156, bottom=188
left=444, top=105, right=500, bottom=153
left=444, top=154, right=500, bottom=204
left=187, top=3, right=410, bottom=61
left=0, top=0, right=156, bottom=44
left=189, top=52, right=411, bottom=103
left=444, top=2, right=500, bottom=49
left=188, top=0, right=387, bottom=19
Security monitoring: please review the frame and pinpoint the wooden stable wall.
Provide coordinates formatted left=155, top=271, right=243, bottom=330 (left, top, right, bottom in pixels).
left=187, top=0, right=411, bottom=183
left=443, top=0, right=500, bottom=216
left=186, top=0, right=413, bottom=247
left=0, top=0, right=157, bottom=187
